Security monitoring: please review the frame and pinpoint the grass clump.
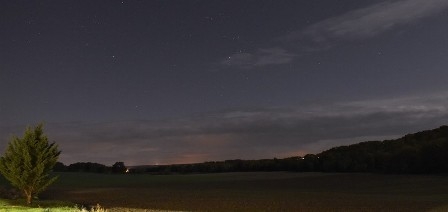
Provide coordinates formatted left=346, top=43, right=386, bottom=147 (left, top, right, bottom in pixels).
left=79, top=204, right=107, bottom=212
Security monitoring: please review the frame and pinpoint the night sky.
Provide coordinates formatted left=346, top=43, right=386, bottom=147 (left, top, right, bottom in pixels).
left=1, top=0, right=448, bottom=165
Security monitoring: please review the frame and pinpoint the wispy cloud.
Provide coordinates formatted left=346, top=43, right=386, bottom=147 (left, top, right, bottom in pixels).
left=287, top=0, right=448, bottom=44
left=221, top=47, right=297, bottom=69
left=2, top=93, right=447, bottom=165
left=220, top=0, right=448, bottom=70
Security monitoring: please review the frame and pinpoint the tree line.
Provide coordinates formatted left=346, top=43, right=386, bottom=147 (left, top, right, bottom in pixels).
left=318, top=125, right=448, bottom=174
left=52, top=125, right=448, bottom=175
left=130, top=125, right=448, bottom=174
left=53, top=161, right=127, bottom=173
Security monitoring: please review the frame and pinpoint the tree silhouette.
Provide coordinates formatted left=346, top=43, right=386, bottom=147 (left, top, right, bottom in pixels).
left=112, top=161, right=127, bottom=173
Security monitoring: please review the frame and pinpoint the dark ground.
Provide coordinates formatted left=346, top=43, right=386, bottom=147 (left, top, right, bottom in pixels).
left=29, top=172, right=448, bottom=211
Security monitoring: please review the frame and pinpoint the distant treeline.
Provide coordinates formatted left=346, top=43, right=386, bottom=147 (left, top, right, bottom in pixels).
left=56, top=125, right=448, bottom=174
left=134, top=125, right=448, bottom=174
left=317, top=125, right=448, bottom=174
left=54, top=161, right=127, bottom=173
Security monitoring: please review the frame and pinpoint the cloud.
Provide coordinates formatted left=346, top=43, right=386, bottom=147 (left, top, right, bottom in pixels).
left=286, top=0, right=448, bottom=46
left=219, top=0, right=448, bottom=69
left=221, top=47, right=297, bottom=69
left=1, top=93, right=448, bottom=166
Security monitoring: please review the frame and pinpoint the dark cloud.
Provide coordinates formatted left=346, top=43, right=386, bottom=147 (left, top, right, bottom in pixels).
left=2, top=93, right=447, bottom=165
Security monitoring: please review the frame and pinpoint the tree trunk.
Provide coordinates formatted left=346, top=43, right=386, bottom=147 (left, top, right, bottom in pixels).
left=24, top=190, right=32, bottom=204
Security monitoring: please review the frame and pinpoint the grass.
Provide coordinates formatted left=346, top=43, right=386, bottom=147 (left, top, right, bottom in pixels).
left=0, top=199, right=171, bottom=212
left=3, top=172, right=448, bottom=211
left=0, top=198, right=78, bottom=211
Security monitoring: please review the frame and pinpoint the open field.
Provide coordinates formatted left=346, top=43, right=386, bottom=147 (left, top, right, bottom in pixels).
left=3, top=172, right=448, bottom=211
left=45, top=172, right=448, bottom=211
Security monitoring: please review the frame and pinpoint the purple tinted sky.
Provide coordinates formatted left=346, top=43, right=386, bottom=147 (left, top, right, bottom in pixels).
left=1, top=0, right=448, bottom=165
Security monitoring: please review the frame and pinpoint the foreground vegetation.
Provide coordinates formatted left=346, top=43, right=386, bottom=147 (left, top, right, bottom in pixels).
left=0, top=124, right=60, bottom=204
left=0, top=198, right=78, bottom=211
left=0, top=198, right=171, bottom=211
left=4, top=172, right=445, bottom=211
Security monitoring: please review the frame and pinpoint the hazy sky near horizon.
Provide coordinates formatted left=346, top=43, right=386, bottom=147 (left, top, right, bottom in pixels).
left=1, top=0, right=448, bottom=165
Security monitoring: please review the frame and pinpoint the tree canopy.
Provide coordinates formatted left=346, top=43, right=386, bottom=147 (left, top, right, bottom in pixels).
left=0, top=124, right=60, bottom=204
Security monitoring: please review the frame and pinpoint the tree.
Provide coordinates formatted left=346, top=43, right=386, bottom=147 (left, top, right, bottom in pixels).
left=0, top=124, right=60, bottom=204
left=112, top=162, right=127, bottom=173
left=53, top=161, right=67, bottom=172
